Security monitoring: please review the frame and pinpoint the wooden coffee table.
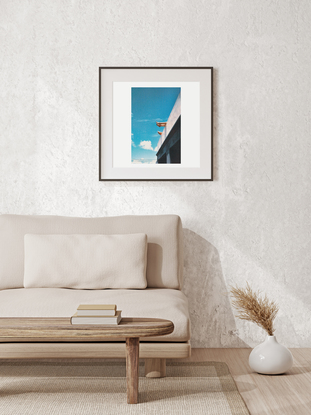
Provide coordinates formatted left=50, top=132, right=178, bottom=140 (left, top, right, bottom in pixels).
left=0, top=317, right=174, bottom=404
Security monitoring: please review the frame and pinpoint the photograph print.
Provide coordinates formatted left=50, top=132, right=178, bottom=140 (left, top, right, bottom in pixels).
left=131, top=87, right=181, bottom=165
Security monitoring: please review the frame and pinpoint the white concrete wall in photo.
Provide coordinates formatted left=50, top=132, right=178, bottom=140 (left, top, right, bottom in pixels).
left=1, top=0, right=310, bottom=347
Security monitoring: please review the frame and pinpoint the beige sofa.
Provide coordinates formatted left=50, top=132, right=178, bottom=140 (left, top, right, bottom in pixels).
left=0, top=214, right=191, bottom=376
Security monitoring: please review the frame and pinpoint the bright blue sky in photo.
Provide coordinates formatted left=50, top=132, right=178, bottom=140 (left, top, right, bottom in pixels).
left=131, top=87, right=181, bottom=164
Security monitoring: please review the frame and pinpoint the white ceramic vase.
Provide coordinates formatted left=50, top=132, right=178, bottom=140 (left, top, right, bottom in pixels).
left=249, top=335, right=293, bottom=375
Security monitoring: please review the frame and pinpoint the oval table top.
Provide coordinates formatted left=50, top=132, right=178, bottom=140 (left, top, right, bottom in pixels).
left=0, top=317, right=174, bottom=342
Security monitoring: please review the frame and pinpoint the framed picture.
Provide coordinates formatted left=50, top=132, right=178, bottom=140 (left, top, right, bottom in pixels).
left=99, top=67, right=213, bottom=181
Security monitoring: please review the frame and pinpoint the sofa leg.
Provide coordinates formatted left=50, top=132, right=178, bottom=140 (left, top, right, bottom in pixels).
left=145, top=358, right=166, bottom=378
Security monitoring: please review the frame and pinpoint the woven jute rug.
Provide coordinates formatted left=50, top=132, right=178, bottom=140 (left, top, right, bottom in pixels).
left=0, top=361, right=250, bottom=415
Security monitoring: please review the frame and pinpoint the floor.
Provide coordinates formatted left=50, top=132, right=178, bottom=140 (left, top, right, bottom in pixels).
left=178, top=348, right=311, bottom=415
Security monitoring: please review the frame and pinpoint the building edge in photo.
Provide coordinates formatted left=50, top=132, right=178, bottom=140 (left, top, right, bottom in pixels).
left=156, top=91, right=181, bottom=164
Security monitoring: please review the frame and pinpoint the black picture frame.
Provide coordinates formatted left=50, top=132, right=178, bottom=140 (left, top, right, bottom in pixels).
left=99, top=67, right=213, bottom=181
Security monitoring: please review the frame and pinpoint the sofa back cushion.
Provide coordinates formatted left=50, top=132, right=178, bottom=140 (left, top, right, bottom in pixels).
left=24, top=233, right=147, bottom=289
left=0, top=214, right=183, bottom=290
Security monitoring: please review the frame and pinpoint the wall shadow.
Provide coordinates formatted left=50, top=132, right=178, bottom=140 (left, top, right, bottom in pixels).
left=182, top=229, right=248, bottom=348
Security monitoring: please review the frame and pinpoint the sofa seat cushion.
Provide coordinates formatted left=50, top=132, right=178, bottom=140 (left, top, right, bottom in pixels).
left=0, top=288, right=190, bottom=342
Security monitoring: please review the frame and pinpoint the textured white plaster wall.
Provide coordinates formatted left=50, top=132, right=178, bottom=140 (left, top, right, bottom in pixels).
left=1, top=0, right=311, bottom=347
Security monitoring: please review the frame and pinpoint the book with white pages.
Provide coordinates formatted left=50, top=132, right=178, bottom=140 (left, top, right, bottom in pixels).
left=71, top=310, right=122, bottom=325
left=77, top=304, right=117, bottom=316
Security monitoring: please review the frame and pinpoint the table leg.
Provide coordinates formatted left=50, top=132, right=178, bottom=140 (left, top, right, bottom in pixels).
left=126, top=337, right=139, bottom=404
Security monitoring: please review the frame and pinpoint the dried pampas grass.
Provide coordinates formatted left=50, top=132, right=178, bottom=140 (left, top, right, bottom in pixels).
left=230, top=282, right=279, bottom=336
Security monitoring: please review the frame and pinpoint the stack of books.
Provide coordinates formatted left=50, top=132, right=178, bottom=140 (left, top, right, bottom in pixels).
left=70, top=304, right=122, bottom=325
